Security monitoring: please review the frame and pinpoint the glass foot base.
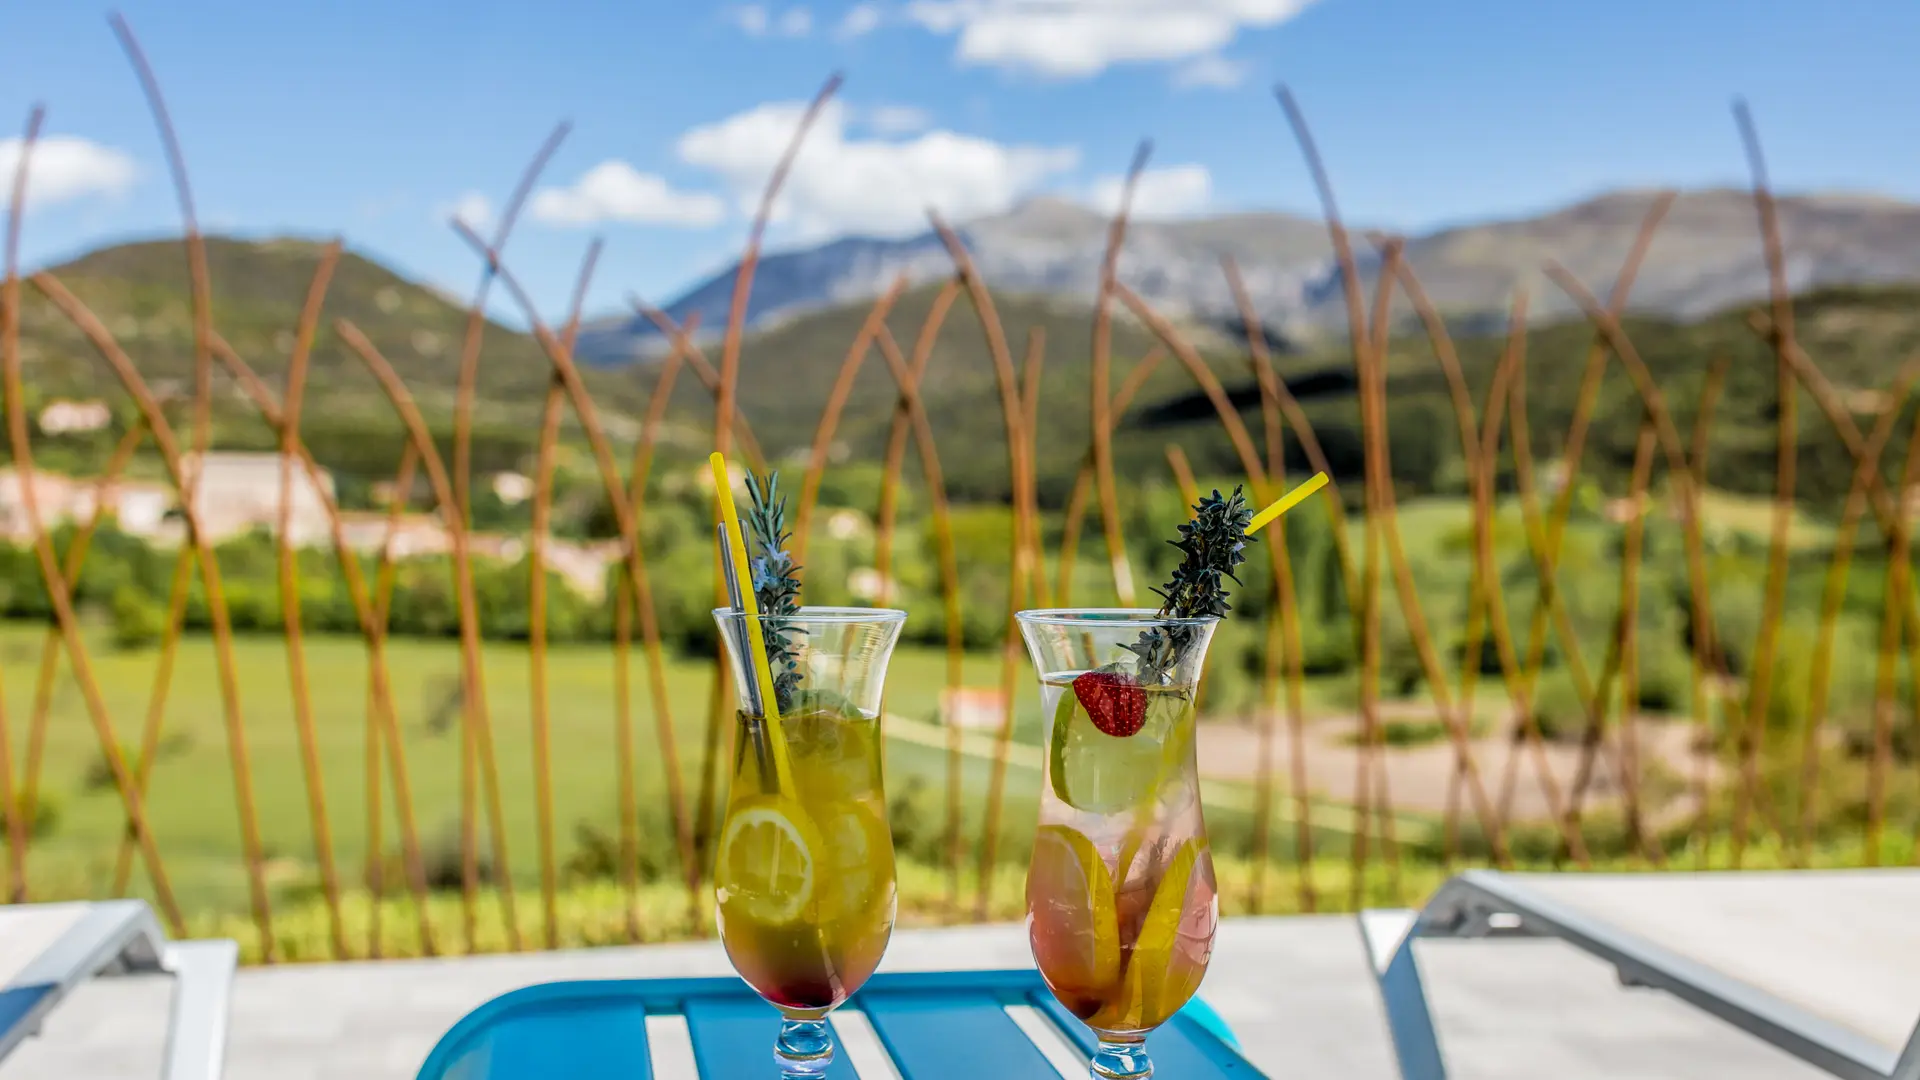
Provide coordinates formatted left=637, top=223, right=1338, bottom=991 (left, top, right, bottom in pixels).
left=1090, top=1037, right=1151, bottom=1078
left=776, top=1018, right=835, bottom=1078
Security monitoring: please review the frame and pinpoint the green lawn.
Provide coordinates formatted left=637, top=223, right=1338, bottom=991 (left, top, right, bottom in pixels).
left=0, top=620, right=1020, bottom=913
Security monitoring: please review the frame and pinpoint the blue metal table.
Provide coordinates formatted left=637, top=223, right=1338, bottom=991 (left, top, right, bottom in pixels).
left=417, top=968, right=1262, bottom=1078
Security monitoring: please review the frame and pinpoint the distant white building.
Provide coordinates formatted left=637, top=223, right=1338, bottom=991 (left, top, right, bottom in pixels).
left=37, top=399, right=111, bottom=436
left=0, top=467, right=174, bottom=541
left=179, top=452, right=335, bottom=546
left=941, top=687, right=1009, bottom=732
left=492, top=471, right=535, bottom=506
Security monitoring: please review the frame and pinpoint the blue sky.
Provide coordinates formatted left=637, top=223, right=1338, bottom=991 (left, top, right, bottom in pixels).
left=3, top=0, right=1917, bottom=322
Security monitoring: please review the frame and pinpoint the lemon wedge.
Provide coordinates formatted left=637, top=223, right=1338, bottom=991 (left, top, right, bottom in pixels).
left=716, top=795, right=822, bottom=927
left=1103, top=837, right=1202, bottom=1032
left=1028, top=824, right=1121, bottom=994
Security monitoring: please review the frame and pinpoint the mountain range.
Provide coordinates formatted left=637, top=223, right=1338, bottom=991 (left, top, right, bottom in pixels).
left=577, top=187, right=1920, bottom=365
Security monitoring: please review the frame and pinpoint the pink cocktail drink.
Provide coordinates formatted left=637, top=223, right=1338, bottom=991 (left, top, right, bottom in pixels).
left=1018, top=610, right=1222, bottom=1078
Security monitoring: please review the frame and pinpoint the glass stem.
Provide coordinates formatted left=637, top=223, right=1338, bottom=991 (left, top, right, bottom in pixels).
left=775, top=1018, right=835, bottom=1078
left=1090, top=1036, right=1152, bottom=1078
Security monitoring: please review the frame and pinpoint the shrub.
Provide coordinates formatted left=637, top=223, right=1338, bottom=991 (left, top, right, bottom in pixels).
left=111, top=585, right=166, bottom=650
left=0, top=791, right=61, bottom=840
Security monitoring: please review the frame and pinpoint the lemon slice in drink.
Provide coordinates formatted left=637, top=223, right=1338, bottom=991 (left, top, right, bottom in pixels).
left=716, top=795, right=822, bottom=927
left=1097, top=837, right=1202, bottom=1032
left=1028, top=824, right=1121, bottom=994
left=814, top=798, right=893, bottom=926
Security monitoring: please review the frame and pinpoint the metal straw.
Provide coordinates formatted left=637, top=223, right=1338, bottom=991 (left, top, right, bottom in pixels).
left=717, top=522, right=778, bottom=788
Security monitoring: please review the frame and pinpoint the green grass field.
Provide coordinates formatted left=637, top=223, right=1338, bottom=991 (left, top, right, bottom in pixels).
left=0, top=620, right=1025, bottom=909
left=0, top=616, right=1415, bottom=921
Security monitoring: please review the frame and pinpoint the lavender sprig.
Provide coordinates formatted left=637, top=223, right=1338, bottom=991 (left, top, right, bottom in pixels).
left=1124, top=486, right=1256, bottom=684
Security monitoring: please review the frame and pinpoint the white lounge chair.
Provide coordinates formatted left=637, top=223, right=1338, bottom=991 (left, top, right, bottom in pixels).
left=1361, top=869, right=1920, bottom=1080
left=0, top=900, right=236, bottom=1079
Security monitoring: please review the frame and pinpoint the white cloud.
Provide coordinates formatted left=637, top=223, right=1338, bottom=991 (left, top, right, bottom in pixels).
left=731, top=4, right=771, bottom=33
left=1172, top=53, right=1248, bottom=89
left=437, top=191, right=494, bottom=231
left=0, top=135, right=137, bottom=209
left=838, top=3, right=884, bottom=37
left=530, top=162, right=728, bottom=227
left=864, top=105, right=933, bottom=135
left=905, top=0, right=1317, bottom=78
left=731, top=4, right=813, bottom=36
left=1089, top=164, right=1212, bottom=218
left=779, top=7, right=814, bottom=34
left=677, top=99, right=1078, bottom=238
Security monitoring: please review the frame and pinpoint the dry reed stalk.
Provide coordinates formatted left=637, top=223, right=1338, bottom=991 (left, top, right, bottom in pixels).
left=32, top=271, right=303, bottom=934
left=1275, top=87, right=1403, bottom=896
left=1113, top=285, right=1269, bottom=490
left=1501, top=343, right=1611, bottom=842
left=1481, top=194, right=1676, bottom=836
left=365, top=442, right=420, bottom=956
left=212, top=341, right=436, bottom=953
left=628, top=303, right=770, bottom=471
left=337, top=318, right=521, bottom=952
left=451, top=122, right=570, bottom=523
left=441, top=123, right=567, bottom=948
left=794, top=276, right=907, bottom=563
left=1614, top=419, right=1661, bottom=863
left=1468, top=293, right=1591, bottom=865
left=1793, top=357, right=1920, bottom=862
left=1726, top=329, right=1920, bottom=856
left=615, top=322, right=698, bottom=938
left=108, top=547, right=192, bottom=902
left=272, top=241, right=348, bottom=958
left=449, top=246, right=706, bottom=929
left=872, top=324, right=967, bottom=915
left=449, top=226, right=727, bottom=928
left=1055, top=346, right=1166, bottom=606
left=1543, top=264, right=1726, bottom=856
left=1688, top=357, right=1730, bottom=864
left=699, top=77, right=842, bottom=900
left=867, top=288, right=965, bottom=908
left=526, top=239, right=603, bottom=950
left=1165, top=444, right=1200, bottom=506
left=929, top=215, right=1042, bottom=918
left=1118, top=281, right=1363, bottom=896
left=1355, top=241, right=1404, bottom=901
left=1223, top=257, right=1351, bottom=901
left=110, top=15, right=275, bottom=954
left=1872, top=415, right=1920, bottom=863
left=1221, top=263, right=1316, bottom=910
left=0, top=107, right=41, bottom=902
left=877, top=281, right=962, bottom=608
left=1732, top=100, right=1799, bottom=867
left=1090, top=143, right=1152, bottom=607
left=1021, top=327, right=1049, bottom=609
left=1380, top=258, right=1520, bottom=864
left=15, top=418, right=147, bottom=897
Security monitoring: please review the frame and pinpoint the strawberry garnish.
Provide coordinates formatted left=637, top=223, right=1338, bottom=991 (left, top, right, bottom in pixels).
left=1072, top=671, right=1147, bottom=738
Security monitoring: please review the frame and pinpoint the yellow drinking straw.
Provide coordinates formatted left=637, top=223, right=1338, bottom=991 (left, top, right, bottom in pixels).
left=1247, top=471, right=1329, bottom=535
left=708, top=452, right=797, bottom=797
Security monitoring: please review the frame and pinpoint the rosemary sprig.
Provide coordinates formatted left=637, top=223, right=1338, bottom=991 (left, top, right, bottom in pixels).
left=744, top=470, right=804, bottom=712
left=1124, top=486, right=1256, bottom=684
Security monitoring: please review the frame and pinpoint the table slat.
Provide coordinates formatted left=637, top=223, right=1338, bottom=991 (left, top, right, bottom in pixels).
left=1029, top=992, right=1262, bottom=1077
left=684, top=996, right=859, bottom=1078
left=862, top=989, right=1059, bottom=1079
left=475, top=999, right=652, bottom=1080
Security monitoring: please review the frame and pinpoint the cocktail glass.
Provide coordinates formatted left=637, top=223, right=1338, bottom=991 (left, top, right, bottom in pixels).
left=712, top=605, right=907, bottom=1077
left=1015, top=608, right=1221, bottom=1080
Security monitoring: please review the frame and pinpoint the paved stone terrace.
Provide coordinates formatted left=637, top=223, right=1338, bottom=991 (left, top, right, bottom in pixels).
left=2, top=913, right=1848, bottom=1079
